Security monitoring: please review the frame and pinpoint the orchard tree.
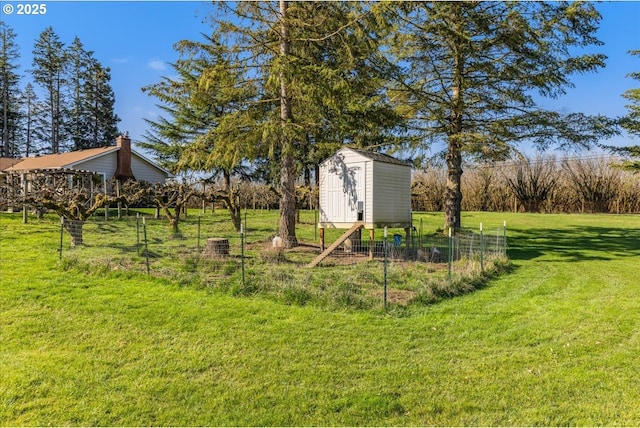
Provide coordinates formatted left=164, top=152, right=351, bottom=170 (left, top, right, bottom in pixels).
left=562, top=156, right=621, bottom=213
left=387, top=1, right=617, bottom=230
left=122, top=179, right=199, bottom=235
left=14, top=173, right=123, bottom=246
left=504, top=156, right=559, bottom=213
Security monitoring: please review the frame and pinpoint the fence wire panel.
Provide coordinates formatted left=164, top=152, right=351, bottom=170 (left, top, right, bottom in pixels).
left=318, top=228, right=506, bottom=267
left=49, top=212, right=509, bottom=309
left=61, top=219, right=506, bottom=269
left=60, top=216, right=247, bottom=277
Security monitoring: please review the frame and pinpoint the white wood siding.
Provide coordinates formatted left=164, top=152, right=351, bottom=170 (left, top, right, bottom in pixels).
left=364, top=160, right=373, bottom=224
left=73, top=152, right=167, bottom=183
left=371, top=161, right=411, bottom=225
left=319, top=163, right=328, bottom=223
left=319, top=148, right=411, bottom=228
left=320, top=158, right=366, bottom=224
left=74, top=152, right=117, bottom=177
left=131, top=154, right=168, bottom=183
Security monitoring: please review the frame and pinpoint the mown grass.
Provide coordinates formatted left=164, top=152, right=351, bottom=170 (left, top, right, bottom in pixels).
left=1, top=211, right=640, bottom=425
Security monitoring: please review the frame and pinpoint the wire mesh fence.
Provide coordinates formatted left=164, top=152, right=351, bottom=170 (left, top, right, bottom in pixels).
left=48, top=210, right=508, bottom=309
left=0, top=210, right=509, bottom=311
left=317, top=226, right=507, bottom=266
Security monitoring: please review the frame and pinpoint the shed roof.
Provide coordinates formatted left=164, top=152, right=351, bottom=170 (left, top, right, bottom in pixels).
left=328, top=148, right=411, bottom=167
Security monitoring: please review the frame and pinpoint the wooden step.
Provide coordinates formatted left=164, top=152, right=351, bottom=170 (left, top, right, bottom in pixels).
left=307, top=223, right=365, bottom=268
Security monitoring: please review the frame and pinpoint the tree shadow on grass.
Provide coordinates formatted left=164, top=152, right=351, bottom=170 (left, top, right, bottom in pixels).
left=508, top=226, right=640, bottom=262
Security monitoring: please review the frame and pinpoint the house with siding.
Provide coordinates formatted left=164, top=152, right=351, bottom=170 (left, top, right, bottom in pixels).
left=0, top=157, right=21, bottom=185
left=0, top=158, right=22, bottom=208
left=0, top=135, right=171, bottom=210
left=3, top=135, right=170, bottom=185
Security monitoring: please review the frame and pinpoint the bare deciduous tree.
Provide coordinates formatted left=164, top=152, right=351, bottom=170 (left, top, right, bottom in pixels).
left=10, top=172, right=122, bottom=245
left=504, top=156, right=559, bottom=213
left=562, top=157, right=622, bottom=213
left=411, top=169, right=446, bottom=212
left=123, top=180, right=199, bottom=235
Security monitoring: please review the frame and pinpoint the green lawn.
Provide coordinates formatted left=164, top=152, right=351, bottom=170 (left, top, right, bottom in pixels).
left=1, top=211, right=640, bottom=425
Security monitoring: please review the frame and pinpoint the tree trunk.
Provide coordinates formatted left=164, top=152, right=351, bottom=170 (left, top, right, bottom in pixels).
left=64, top=220, right=84, bottom=246
left=224, top=171, right=242, bottom=232
left=229, top=203, right=242, bottom=232
left=203, top=238, right=229, bottom=258
left=278, top=0, right=298, bottom=248
left=169, top=217, right=179, bottom=235
left=280, top=155, right=298, bottom=248
left=444, top=4, right=464, bottom=232
left=444, top=138, right=463, bottom=231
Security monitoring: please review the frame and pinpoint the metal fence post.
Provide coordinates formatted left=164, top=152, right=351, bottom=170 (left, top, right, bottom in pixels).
left=59, top=217, right=65, bottom=260
left=143, top=217, right=150, bottom=275
left=136, top=213, right=140, bottom=254
left=448, top=227, right=452, bottom=284
left=480, top=222, right=484, bottom=273
left=383, top=226, right=388, bottom=310
left=314, top=209, right=318, bottom=242
left=197, top=214, right=201, bottom=252
left=241, top=224, right=245, bottom=287
left=503, top=221, right=507, bottom=256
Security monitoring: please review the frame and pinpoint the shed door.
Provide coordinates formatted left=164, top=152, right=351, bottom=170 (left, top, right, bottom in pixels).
left=327, top=162, right=365, bottom=223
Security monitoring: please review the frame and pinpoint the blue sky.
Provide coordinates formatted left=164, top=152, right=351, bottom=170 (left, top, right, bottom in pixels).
left=2, top=0, right=639, bottom=156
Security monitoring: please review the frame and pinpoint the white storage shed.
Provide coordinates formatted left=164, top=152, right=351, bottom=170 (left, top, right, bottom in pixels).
left=318, top=148, right=412, bottom=229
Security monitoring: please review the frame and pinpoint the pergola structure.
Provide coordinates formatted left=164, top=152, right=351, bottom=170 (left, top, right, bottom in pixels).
left=2, top=167, right=104, bottom=216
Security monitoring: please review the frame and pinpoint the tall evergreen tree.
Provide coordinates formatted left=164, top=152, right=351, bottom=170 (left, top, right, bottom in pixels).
left=32, top=27, right=67, bottom=154
left=83, top=59, right=119, bottom=147
left=276, top=0, right=298, bottom=247
left=282, top=2, right=403, bottom=174
left=141, top=34, right=258, bottom=230
left=0, top=22, right=22, bottom=158
left=66, top=36, right=92, bottom=150
left=620, top=50, right=640, bottom=137
left=140, top=39, right=225, bottom=172
left=199, top=1, right=399, bottom=247
left=143, top=2, right=400, bottom=241
left=19, top=83, right=45, bottom=157
left=603, top=50, right=640, bottom=171
left=387, top=1, right=617, bottom=230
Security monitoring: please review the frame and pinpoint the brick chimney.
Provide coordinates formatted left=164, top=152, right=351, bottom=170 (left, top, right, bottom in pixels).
left=114, top=134, right=135, bottom=182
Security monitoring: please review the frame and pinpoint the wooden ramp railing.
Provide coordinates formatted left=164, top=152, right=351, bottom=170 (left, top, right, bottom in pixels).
left=307, top=223, right=365, bottom=268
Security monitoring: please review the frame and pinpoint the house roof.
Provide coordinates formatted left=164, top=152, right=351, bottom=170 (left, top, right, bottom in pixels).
left=5, top=146, right=118, bottom=172
left=329, top=147, right=411, bottom=167
left=4, top=146, right=172, bottom=178
left=0, top=158, right=22, bottom=172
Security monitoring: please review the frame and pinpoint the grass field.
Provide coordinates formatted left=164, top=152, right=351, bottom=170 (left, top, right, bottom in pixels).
left=1, top=211, right=640, bottom=425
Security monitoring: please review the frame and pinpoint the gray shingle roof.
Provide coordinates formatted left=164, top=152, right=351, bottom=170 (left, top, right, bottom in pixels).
left=348, top=148, right=411, bottom=167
